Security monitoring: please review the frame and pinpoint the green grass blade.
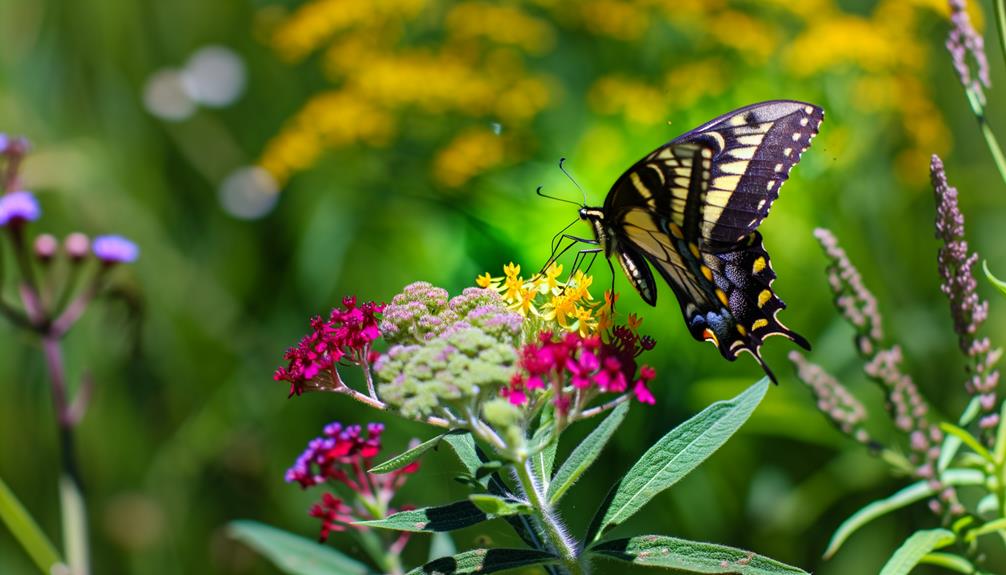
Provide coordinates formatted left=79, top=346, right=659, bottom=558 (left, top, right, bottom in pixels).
left=0, top=475, right=62, bottom=574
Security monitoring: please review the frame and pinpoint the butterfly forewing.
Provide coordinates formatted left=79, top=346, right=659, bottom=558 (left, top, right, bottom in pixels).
left=669, top=101, right=824, bottom=249
left=590, top=100, right=822, bottom=382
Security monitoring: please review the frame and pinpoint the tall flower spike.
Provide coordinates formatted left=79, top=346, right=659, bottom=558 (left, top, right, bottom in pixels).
left=789, top=351, right=873, bottom=447
left=814, top=228, right=954, bottom=515
left=946, top=0, right=991, bottom=104
left=931, top=155, right=1000, bottom=430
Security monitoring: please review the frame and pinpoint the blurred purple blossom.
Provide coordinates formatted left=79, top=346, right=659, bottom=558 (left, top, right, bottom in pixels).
left=0, top=190, right=41, bottom=226
left=92, top=235, right=140, bottom=264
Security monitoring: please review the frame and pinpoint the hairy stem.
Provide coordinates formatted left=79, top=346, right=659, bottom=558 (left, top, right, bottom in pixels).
left=514, top=459, right=584, bottom=575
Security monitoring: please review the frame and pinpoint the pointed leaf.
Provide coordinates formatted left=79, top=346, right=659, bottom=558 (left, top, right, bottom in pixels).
left=468, top=494, right=532, bottom=517
left=589, top=535, right=808, bottom=574
left=879, top=529, right=955, bottom=575
left=369, top=431, right=463, bottom=474
left=824, top=469, right=983, bottom=559
left=0, top=475, right=62, bottom=574
left=587, top=379, right=769, bottom=542
left=983, top=260, right=1006, bottom=298
left=228, top=520, right=370, bottom=575
left=939, top=423, right=993, bottom=463
left=919, top=552, right=975, bottom=574
left=356, top=501, right=492, bottom=532
left=549, top=401, right=629, bottom=504
left=406, top=548, right=559, bottom=575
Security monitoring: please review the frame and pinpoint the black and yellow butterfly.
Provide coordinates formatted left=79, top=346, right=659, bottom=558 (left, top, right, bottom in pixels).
left=568, top=100, right=822, bottom=382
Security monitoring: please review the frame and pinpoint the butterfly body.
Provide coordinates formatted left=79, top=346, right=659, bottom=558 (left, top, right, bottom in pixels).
left=578, top=100, right=822, bottom=382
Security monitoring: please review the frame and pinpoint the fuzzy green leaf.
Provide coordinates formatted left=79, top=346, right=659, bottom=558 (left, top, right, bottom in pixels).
left=587, top=378, right=768, bottom=542
left=823, top=469, right=983, bottom=559
left=940, top=422, right=993, bottom=463
left=548, top=401, right=629, bottom=505
left=228, top=520, right=370, bottom=575
left=406, top=548, right=559, bottom=575
left=530, top=407, right=558, bottom=491
left=589, top=535, right=808, bottom=574
left=370, top=431, right=464, bottom=474
left=879, top=529, right=955, bottom=575
left=356, top=500, right=492, bottom=532
left=0, top=475, right=62, bottom=574
left=468, top=494, right=532, bottom=517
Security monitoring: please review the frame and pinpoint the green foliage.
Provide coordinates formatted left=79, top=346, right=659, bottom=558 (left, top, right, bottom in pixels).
left=548, top=401, right=629, bottom=505
left=587, top=379, right=769, bottom=543
left=878, top=529, right=955, bottom=575
left=406, top=548, right=559, bottom=575
left=228, top=520, right=371, bottom=575
left=0, top=476, right=61, bottom=575
left=369, top=431, right=464, bottom=474
left=357, top=501, right=493, bottom=533
left=589, top=536, right=809, bottom=574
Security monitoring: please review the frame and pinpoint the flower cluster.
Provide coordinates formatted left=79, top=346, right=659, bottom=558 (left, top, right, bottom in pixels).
left=945, top=0, right=990, bottom=104
left=286, top=422, right=418, bottom=542
left=478, top=262, right=605, bottom=336
left=504, top=325, right=657, bottom=414
left=931, top=155, right=1000, bottom=430
left=376, top=283, right=522, bottom=420
left=789, top=351, right=872, bottom=447
left=274, top=297, right=384, bottom=396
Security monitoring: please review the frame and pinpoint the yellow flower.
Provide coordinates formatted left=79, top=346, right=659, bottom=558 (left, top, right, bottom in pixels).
left=476, top=272, right=499, bottom=289
left=539, top=263, right=563, bottom=294
left=573, top=305, right=597, bottom=337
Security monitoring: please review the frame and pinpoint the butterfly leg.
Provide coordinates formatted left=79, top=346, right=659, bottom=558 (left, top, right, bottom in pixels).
left=538, top=234, right=599, bottom=276
left=564, top=247, right=602, bottom=291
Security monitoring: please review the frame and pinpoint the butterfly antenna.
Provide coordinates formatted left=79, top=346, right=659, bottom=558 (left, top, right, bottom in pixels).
left=558, top=157, right=588, bottom=206
left=536, top=185, right=581, bottom=207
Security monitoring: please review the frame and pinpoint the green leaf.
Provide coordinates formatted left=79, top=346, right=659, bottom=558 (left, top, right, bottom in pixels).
left=823, top=470, right=983, bottom=559
left=228, top=520, right=371, bottom=575
left=589, top=535, right=808, bottom=574
left=0, top=475, right=62, bottom=574
left=476, top=461, right=505, bottom=479
left=940, top=422, right=993, bottom=463
left=370, top=431, right=463, bottom=474
left=548, top=401, right=629, bottom=505
left=406, top=548, right=559, bottom=575
left=879, top=529, right=955, bottom=575
left=586, top=378, right=769, bottom=543
left=994, top=399, right=1006, bottom=465
left=356, top=500, right=493, bottom=532
left=919, top=552, right=975, bottom=574
left=429, top=532, right=456, bottom=562
left=444, top=433, right=488, bottom=488
left=530, top=407, right=558, bottom=492
left=468, top=494, right=532, bottom=517
left=984, top=260, right=1006, bottom=298
left=964, top=517, right=1006, bottom=543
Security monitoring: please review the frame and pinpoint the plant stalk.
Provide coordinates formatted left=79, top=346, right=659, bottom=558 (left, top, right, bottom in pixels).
left=514, top=459, right=584, bottom=575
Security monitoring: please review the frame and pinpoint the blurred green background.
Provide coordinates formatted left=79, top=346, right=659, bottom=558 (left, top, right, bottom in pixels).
left=1, top=0, right=1005, bottom=573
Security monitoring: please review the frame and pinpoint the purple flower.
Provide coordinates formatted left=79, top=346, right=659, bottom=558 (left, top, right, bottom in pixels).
left=946, top=0, right=990, bottom=103
left=92, top=235, right=139, bottom=264
left=0, top=135, right=29, bottom=157
left=0, top=191, right=40, bottom=226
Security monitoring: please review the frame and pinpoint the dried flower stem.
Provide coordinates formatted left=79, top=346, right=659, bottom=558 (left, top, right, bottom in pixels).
left=318, top=385, right=452, bottom=429
left=576, top=394, right=629, bottom=420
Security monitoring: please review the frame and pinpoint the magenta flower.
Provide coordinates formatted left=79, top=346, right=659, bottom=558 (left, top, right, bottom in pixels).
left=505, top=325, right=657, bottom=411
left=287, top=421, right=420, bottom=543
left=92, top=235, right=139, bottom=264
left=0, top=191, right=41, bottom=226
left=274, top=297, right=385, bottom=396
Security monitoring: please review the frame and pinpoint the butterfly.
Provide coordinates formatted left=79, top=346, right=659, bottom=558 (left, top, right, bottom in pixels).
left=565, top=100, right=822, bottom=383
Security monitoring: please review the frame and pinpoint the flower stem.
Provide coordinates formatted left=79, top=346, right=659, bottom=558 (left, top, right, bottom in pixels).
left=995, top=0, right=1006, bottom=74
left=513, top=458, right=584, bottom=575
left=42, top=336, right=90, bottom=575
left=965, top=89, right=1006, bottom=187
